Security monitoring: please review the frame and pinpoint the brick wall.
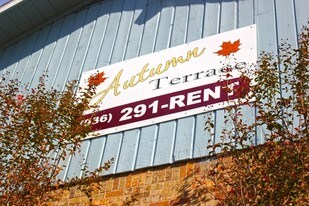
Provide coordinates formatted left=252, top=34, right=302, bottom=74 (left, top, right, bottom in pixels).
left=46, top=159, right=219, bottom=206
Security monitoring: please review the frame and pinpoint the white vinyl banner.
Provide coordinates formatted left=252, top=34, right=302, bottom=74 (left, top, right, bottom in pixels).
left=79, top=24, right=257, bottom=137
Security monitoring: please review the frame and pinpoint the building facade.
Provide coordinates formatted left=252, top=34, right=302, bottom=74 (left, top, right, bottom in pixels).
left=0, top=0, right=308, bottom=204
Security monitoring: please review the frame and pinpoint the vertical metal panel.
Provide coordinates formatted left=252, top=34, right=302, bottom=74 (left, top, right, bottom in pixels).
left=151, top=0, right=178, bottom=165
left=162, top=0, right=190, bottom=162
left=109, top=0, right=136, bottom=64
left=101, top=0, right=139, bottom=174
left=0, top=44, right=16, bottom=77
left=171, top=0, right=193, bottom=159
left=116, top=130, right=140, bottom=172
left=83, top=1, right=112, bottom=71
left=19, top=26, right=51, bottom=86
left=96, top=0, right=124, bottom=67
left=256, top=0, right=277, bottom=53
left=57, top=147, right=73, bottom=181
left=239, top=0, right=257, bottom=146
left=0, top=0, right=308, bottom=179
left=85, top=137, right=106, bottom=172
left=135, top=125, right=158, bottom=169
left=293, top=0, right=309, bottom=34
left=122, top=0, right=148, bottom=60
left=153, top=0, right=174, bottom=52
left=29, top=19, right=64, bottom=86
left=275, top=0, right=298, bottom=48
left=66, top=141, right=91, bottom=179
left=0, top=50, right=4, bottom=75
left=44, top=14, right=75, bottom=89
left=274, top=0, right=302, bottom=130
left=204, top=0, right=221, bottom=37
left=193, top=113, right=211, bottom=158
left=1, top=43, right=18, bottom=79
left=135, top=0, right=171, bottom=169
left=220, top=0, right=237, bottom=32
left=212, top=0, right=237, bottom=153
left=238, top=0, right=255, bottom=27
left=101, top=133, right=122, bottom=175
left=174, top=0, right=205, bottom=161
left=255, top=0, right=279, bottom=144
left=64, top=4, right=101, bottom=83
left=10, top=32, right=40, bottom=81
left=133, top=0, right=164, bottom=166
left=51, top=10, right=87, bottom=88
left=138, top=0, right=162, bottom=55
left=53, top=6, right=102, bottom=179
left=153, top=121, right=177, bottom=165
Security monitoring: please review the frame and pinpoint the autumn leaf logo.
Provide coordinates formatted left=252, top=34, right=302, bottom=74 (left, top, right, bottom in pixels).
left=215, top=39, right=241, bottom=57
left=88, top=72, right=107, bottom=87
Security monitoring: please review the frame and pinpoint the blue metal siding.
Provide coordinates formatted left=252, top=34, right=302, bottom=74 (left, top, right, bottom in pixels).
left=0, top=0, right=308, bottom=180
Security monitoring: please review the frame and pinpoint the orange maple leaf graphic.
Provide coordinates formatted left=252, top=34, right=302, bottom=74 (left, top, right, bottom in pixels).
left=88, top=72, right=107, bottom=87
left=215, top=39, right=241, bottom=57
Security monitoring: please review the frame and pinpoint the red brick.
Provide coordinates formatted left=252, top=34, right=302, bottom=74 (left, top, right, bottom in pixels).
left=145, top=171, right=153, bottom=185
left=157, top=169, right=165, bottom=182
left=131, top=174, right=139, bottom=187
left=45, top=160, right=220, bottom=206
left=139, top=172, right=146, bottom=185
left=179, top=165, right=187, bottom=178
left=186, top=162, right=194, bottom=174
left=149, top=200, right=170, bottom=206
left=152, top=171, right=159, bottom=183
left=118, top=177, right=126, bottom=189
left=172, top=167, right=180, bottom=180
left=112, top=178, right=119, bottom=190
left=105, top=189, right=124, bottom=198
left=125, top=174, right=132, bottom=188
left=105, top=179, right=113, bottom=192
left=69, top=186, right=76, bottom=198
left=165, top=167, right=172, bottom=181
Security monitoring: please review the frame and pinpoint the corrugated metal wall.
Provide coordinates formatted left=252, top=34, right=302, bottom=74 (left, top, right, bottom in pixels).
left=0, top=0, right=308, bottom=180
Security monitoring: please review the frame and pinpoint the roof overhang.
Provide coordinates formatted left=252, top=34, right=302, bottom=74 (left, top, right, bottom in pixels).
left=0, top=0, right=99, bottom=49
left=0, top=0, right=23, bottom=14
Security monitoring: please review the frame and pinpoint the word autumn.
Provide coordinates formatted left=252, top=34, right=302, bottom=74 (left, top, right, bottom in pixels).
left=81, top=77, right=248, bottom=133
left=90, top=47, right=205, bottom=106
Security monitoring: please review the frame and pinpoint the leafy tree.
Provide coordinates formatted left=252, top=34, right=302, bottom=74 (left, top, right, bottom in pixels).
left=202, top=24, right=309, bottom=205
left=0, top=73, right=108, bottom=205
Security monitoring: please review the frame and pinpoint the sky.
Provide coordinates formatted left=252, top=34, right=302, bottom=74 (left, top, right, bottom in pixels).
left=0, top=0, right=11, bottom=7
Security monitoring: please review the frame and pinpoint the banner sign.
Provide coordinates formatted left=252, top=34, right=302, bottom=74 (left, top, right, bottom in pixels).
left=79, top=25, right=257, bottom=136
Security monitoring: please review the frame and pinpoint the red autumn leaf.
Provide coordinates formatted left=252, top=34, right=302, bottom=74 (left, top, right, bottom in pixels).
left=16, top=94, right=24, bottom=105
left=215, top=39, right=241, bottom=57
left=234, top=76, right=251, bottom=98
left=88, top=72, right=107, bottom=87
left=16, top=94, right=24, bottom=101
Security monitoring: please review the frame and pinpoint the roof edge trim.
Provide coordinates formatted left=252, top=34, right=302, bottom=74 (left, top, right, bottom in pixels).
left=0, top=0, right=23, bottom=14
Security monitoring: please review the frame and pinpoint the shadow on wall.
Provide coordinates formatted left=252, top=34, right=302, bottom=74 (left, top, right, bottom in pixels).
left=134, top=0, right=239, bottom=25
left=0, top=0, right=236, bottom=72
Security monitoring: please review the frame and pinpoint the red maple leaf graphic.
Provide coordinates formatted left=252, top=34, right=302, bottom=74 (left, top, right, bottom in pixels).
left=88, top=72, right=107, bottom=87
left=215, top=39, right=241, bottom=57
